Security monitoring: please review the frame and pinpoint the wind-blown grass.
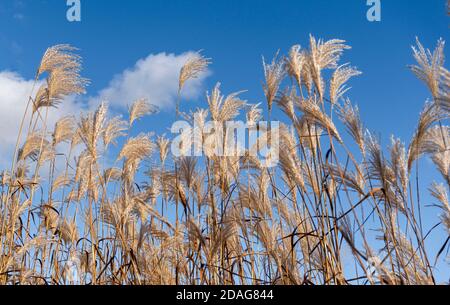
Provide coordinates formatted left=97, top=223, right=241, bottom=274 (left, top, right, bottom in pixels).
left=0, top=35, right=448, bottom=285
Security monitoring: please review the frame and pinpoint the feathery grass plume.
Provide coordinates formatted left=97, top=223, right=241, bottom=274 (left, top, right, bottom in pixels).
left=70, top=126, right=83, bottom=151
left=294, top=117, right=323, bottom=151
left=73, top=149, right=93, bottom=200
left=329, top=64, right=361, bottom=105
left=57, top=219, right=79, bottom=245
left=38, top=45, right=81, bottom=76
left=101, top=198, right=136, bottom=231
left=429, top=182, right=450, bottom=233
left=34, top=46, right=89, bottom=113
left=53, top=116, right=76, bottom=146
left=390, top=137, right=409, bottom=194
left=297, top=98, right=342, bottom=143
left=206, top=83, right=246, bottom=122
left=39, top=204, right=59, bottom=233
left=308, top=35, right=350, bottom=99
left=156, top=136, right=170, bottom=164
left=45, top=67, right=87, bottom=102
left=437, top=67, right=450, bottom=114
left=278, top=126, right=305, bottom=191
left=178, top=51, right=210, bottom=116
left=179, top=51, right=211, bottom=93
left=421, top=125, right=450, bottom=184
left=79, top=101, right=108, bottom=157
left=103, top=167, right=122, bottom=182
left=410, top=38, right=445, bottom=99
left=263, top=52, right=285, bottom=114
left=52, top=173, right=72, bottom=191
left=246, top=103, right=263, bottom=128
left=407, top=102, right=443, bottom=172
left=338, top=98, right=365, bottom=154
left=277, top=87, right=298, bottom=121
left=103, top=116, right=127, bottom=148
left=366, top=133, right=390, bottom=184
left=118, top=133, right=155, bottom=164
left=129, top=98, right=158, bottom=127
left=238, top=184, right=271, bottom=217
left=328, top=163, right=365, bottom=195
left=285, top=45, right=307, bottom=88
left=178, top=156, right=197, bottom=189
left=18, top=132, right=50, bottom=161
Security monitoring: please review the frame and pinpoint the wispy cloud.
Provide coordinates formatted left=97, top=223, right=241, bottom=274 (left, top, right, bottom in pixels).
left=93, top=51, right=210, bottom=110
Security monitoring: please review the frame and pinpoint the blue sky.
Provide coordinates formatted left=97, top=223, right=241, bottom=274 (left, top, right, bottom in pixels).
left=0, top=0, right=449, bottom=281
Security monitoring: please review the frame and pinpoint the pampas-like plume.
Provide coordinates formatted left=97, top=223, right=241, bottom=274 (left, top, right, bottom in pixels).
left=263, top=52, right=285, bottom=114
left=285, top=45, right=307, bottom=88
left=421, top=126, right=450, bottom=184
left=79, top=102, right=108, bottom=157
left=429, top=182, right=450, bottom=233
left=410, top=38, right=445, bottom=99
left=407, top=102, right=443, bottom=172
left=338, top=99, right=365, bottom=154
left=277, top=88, right=298, bottom=121
left=52, top=174, right=73, bottom=191
left=329, top=64, right=361, bottom=105
left=179, top=51, right=211, bottom=93
left=328, top=164, right=365, bottom=195
left=38, top=45, right=81, bottom=76
left=390, top=137, right=409, bottom=194
left=57, top=219, right=79, bottom=245
left=34, top=45, right=89, bottom=113
left=437, top=67, right=450, bottom=114
left=279, top=131, right=305, bottom=191
left=129, top=99, right=158, bottom=127
left=53, top=116, right=76, bottom=146
left=156, top=136, right=170, bottom=165
left=246, top=103, right=263, bottom=128
left=33, top=68, right=88, bottom=112
left=207, top=83, right=246, bottom=122
left=308, top=35, right=350, bottom=99
left=366, top=133, right=390, bottom=184
left=103, top=116, right=127, bottom=148
left=104, top=167, right=122, bottom=182
left=297, top=98, right=342, bottom=143
left=118, top=133, right=155, bottom=164
left=18, top=133, right=51, bottom=161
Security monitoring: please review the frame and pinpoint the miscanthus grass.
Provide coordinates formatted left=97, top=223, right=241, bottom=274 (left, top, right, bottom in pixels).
left=0, top=35, right=448, bottom=285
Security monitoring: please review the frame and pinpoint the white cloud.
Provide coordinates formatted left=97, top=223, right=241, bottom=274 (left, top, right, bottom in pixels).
left=94, top=51, right=210, bottom=110
left=0, top=71, right=36, bottom=149
left=0, top=51, right=210, bottom=167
